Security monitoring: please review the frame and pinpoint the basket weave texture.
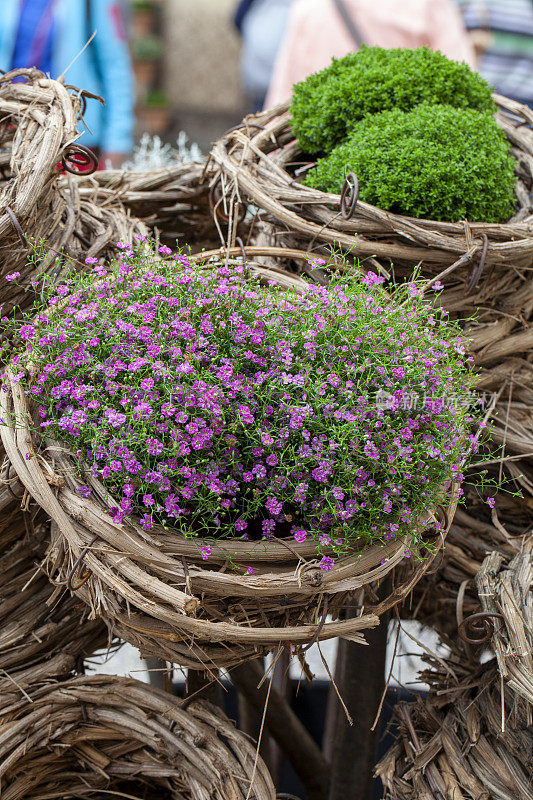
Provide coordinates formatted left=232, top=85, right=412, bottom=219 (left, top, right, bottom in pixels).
left=0, top=68, right=147, bottom=315
left=376, top=545, right=532, bottom=800
left=71, top=162, right=220, bottom=249
left=0, top=674, right=275, bottom=800
left=407, top=486, right=530, bottom=638
left=0, top=460, right=107, bottom=696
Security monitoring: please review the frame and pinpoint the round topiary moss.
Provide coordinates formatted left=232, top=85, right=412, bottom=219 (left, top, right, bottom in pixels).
left=304, top=104, right=516, bottom=223
left=291, top=46, right=496, bottom=154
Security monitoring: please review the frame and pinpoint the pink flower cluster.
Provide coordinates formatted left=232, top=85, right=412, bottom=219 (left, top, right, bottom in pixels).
left=13, top=248, right=474, bottom=566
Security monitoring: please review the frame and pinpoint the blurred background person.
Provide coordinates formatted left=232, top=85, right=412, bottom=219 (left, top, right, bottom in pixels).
left=0, top=0, right=135, bottom=166
left=234, top=0, right=295, bottom=111
left=456, top=0, right=533, bottom=107
left=266, top=0, right=475, bottom=107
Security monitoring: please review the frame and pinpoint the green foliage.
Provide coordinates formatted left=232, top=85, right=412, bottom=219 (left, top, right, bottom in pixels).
left=291, top=46, right=496, bottom=154
left=304, top=104, right=516, bottom=223
left=145, top=89, right=170, bottom=107
left=132, top=34, right=163, bottom=61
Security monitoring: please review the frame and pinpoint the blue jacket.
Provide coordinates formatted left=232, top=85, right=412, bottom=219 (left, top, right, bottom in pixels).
left=0, top=0, right=134, bottom=153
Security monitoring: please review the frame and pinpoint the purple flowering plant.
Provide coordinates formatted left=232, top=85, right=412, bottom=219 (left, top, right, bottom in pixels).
left=5, top=243, right=477, bottom=565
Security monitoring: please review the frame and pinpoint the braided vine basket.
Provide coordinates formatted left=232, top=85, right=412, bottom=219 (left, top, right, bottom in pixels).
left=0, top=452, right=107, bottom=697
left=376, top=546, right=532, bottom=800
left=0, top=674, right=275, bottom=800
left=0, top=258, right=459, bottom=670
left=72, top=161, right=220, bottom=250
left=0, top=68, right=147, bottom=316
left=406, top=484, right=530, bottom=638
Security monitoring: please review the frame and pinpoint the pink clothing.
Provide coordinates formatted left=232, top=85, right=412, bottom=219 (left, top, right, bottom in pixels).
left=265, top=0, right=475, bottom=107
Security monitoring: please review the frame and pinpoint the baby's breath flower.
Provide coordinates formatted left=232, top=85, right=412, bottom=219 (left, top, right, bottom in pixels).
left=14, top=243, right=477, bottom=568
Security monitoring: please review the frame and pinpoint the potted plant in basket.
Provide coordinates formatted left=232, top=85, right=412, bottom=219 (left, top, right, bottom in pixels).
left=132, top=34, right=163, bottom=94
left=132, top=0, right=158, bottom=39
left=0, top=243, right=479, bottom=668
left=141, top=89, right=171, bottom=135
left=211, top=45, right=532, bottom=269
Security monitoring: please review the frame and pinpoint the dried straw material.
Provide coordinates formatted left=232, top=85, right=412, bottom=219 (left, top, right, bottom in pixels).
left=0, top=456, right=108, bottom=698
left=376, top=660, right=533, bottom=800
left=474, top=546, right=532, bottom=708
left=407, top=485, right=531, bottom=637
left=0, top=260, right=459, bottom=669
left=0, top=68, right=147, bottom=315
left=376, top=547, right=532, bottom=800
left=0, top=674, right=275, bottom=800
left=71, top=161, right=220, bottom=248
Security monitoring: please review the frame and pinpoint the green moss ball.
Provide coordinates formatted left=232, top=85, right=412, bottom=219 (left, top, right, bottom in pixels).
left=291, top=46, right=496, bottom=154
left=303, top=104, right=516, bottom=223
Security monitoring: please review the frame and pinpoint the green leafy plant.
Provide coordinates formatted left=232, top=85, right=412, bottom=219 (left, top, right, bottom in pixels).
left=304, top=104, right=516, bottom=223
left=132, top=0, right=156, bottom=9
left=291, top=46, right=496, bottom=154
left=145, top=89, right=169, bottom=108
left=132, top=34, right=163, bottom=61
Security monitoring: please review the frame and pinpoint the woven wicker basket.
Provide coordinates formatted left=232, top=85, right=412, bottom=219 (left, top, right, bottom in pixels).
left=406, top=484, right=530, bottom=638
left=209, top=95, right=533, bottom=640
left=0, top=454, right=108, bottom=696
left=210, top=94, right=533, bottom=272
left=72, top=161, right=221, bottom=249
left=0, top=362, right=457, bottom=671
left=376, top=546, right=532, bottom=800
left=0, top=68, right=147, bottom=315
left=210, top=101, right=533, bottom=497
left=0, top=258, right=460, bottom=669
left=0, top=674, right=275, bottom=800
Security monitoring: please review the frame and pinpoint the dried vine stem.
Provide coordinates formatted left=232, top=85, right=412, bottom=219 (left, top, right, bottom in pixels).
left=0, top=451, right=108, bottom=702
left=475, top=545, right=533, bottom=709
left=0, top=68, right=147, bottom=315
left=0, top=674, right=275, bottom=800
left=232, top=658, right=330, bottom=800
left=376, top=546, right=532, bottom=800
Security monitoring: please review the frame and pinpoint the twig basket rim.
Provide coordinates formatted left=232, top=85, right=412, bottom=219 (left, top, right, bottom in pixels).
left=0, top=673, right=276, bottom=800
